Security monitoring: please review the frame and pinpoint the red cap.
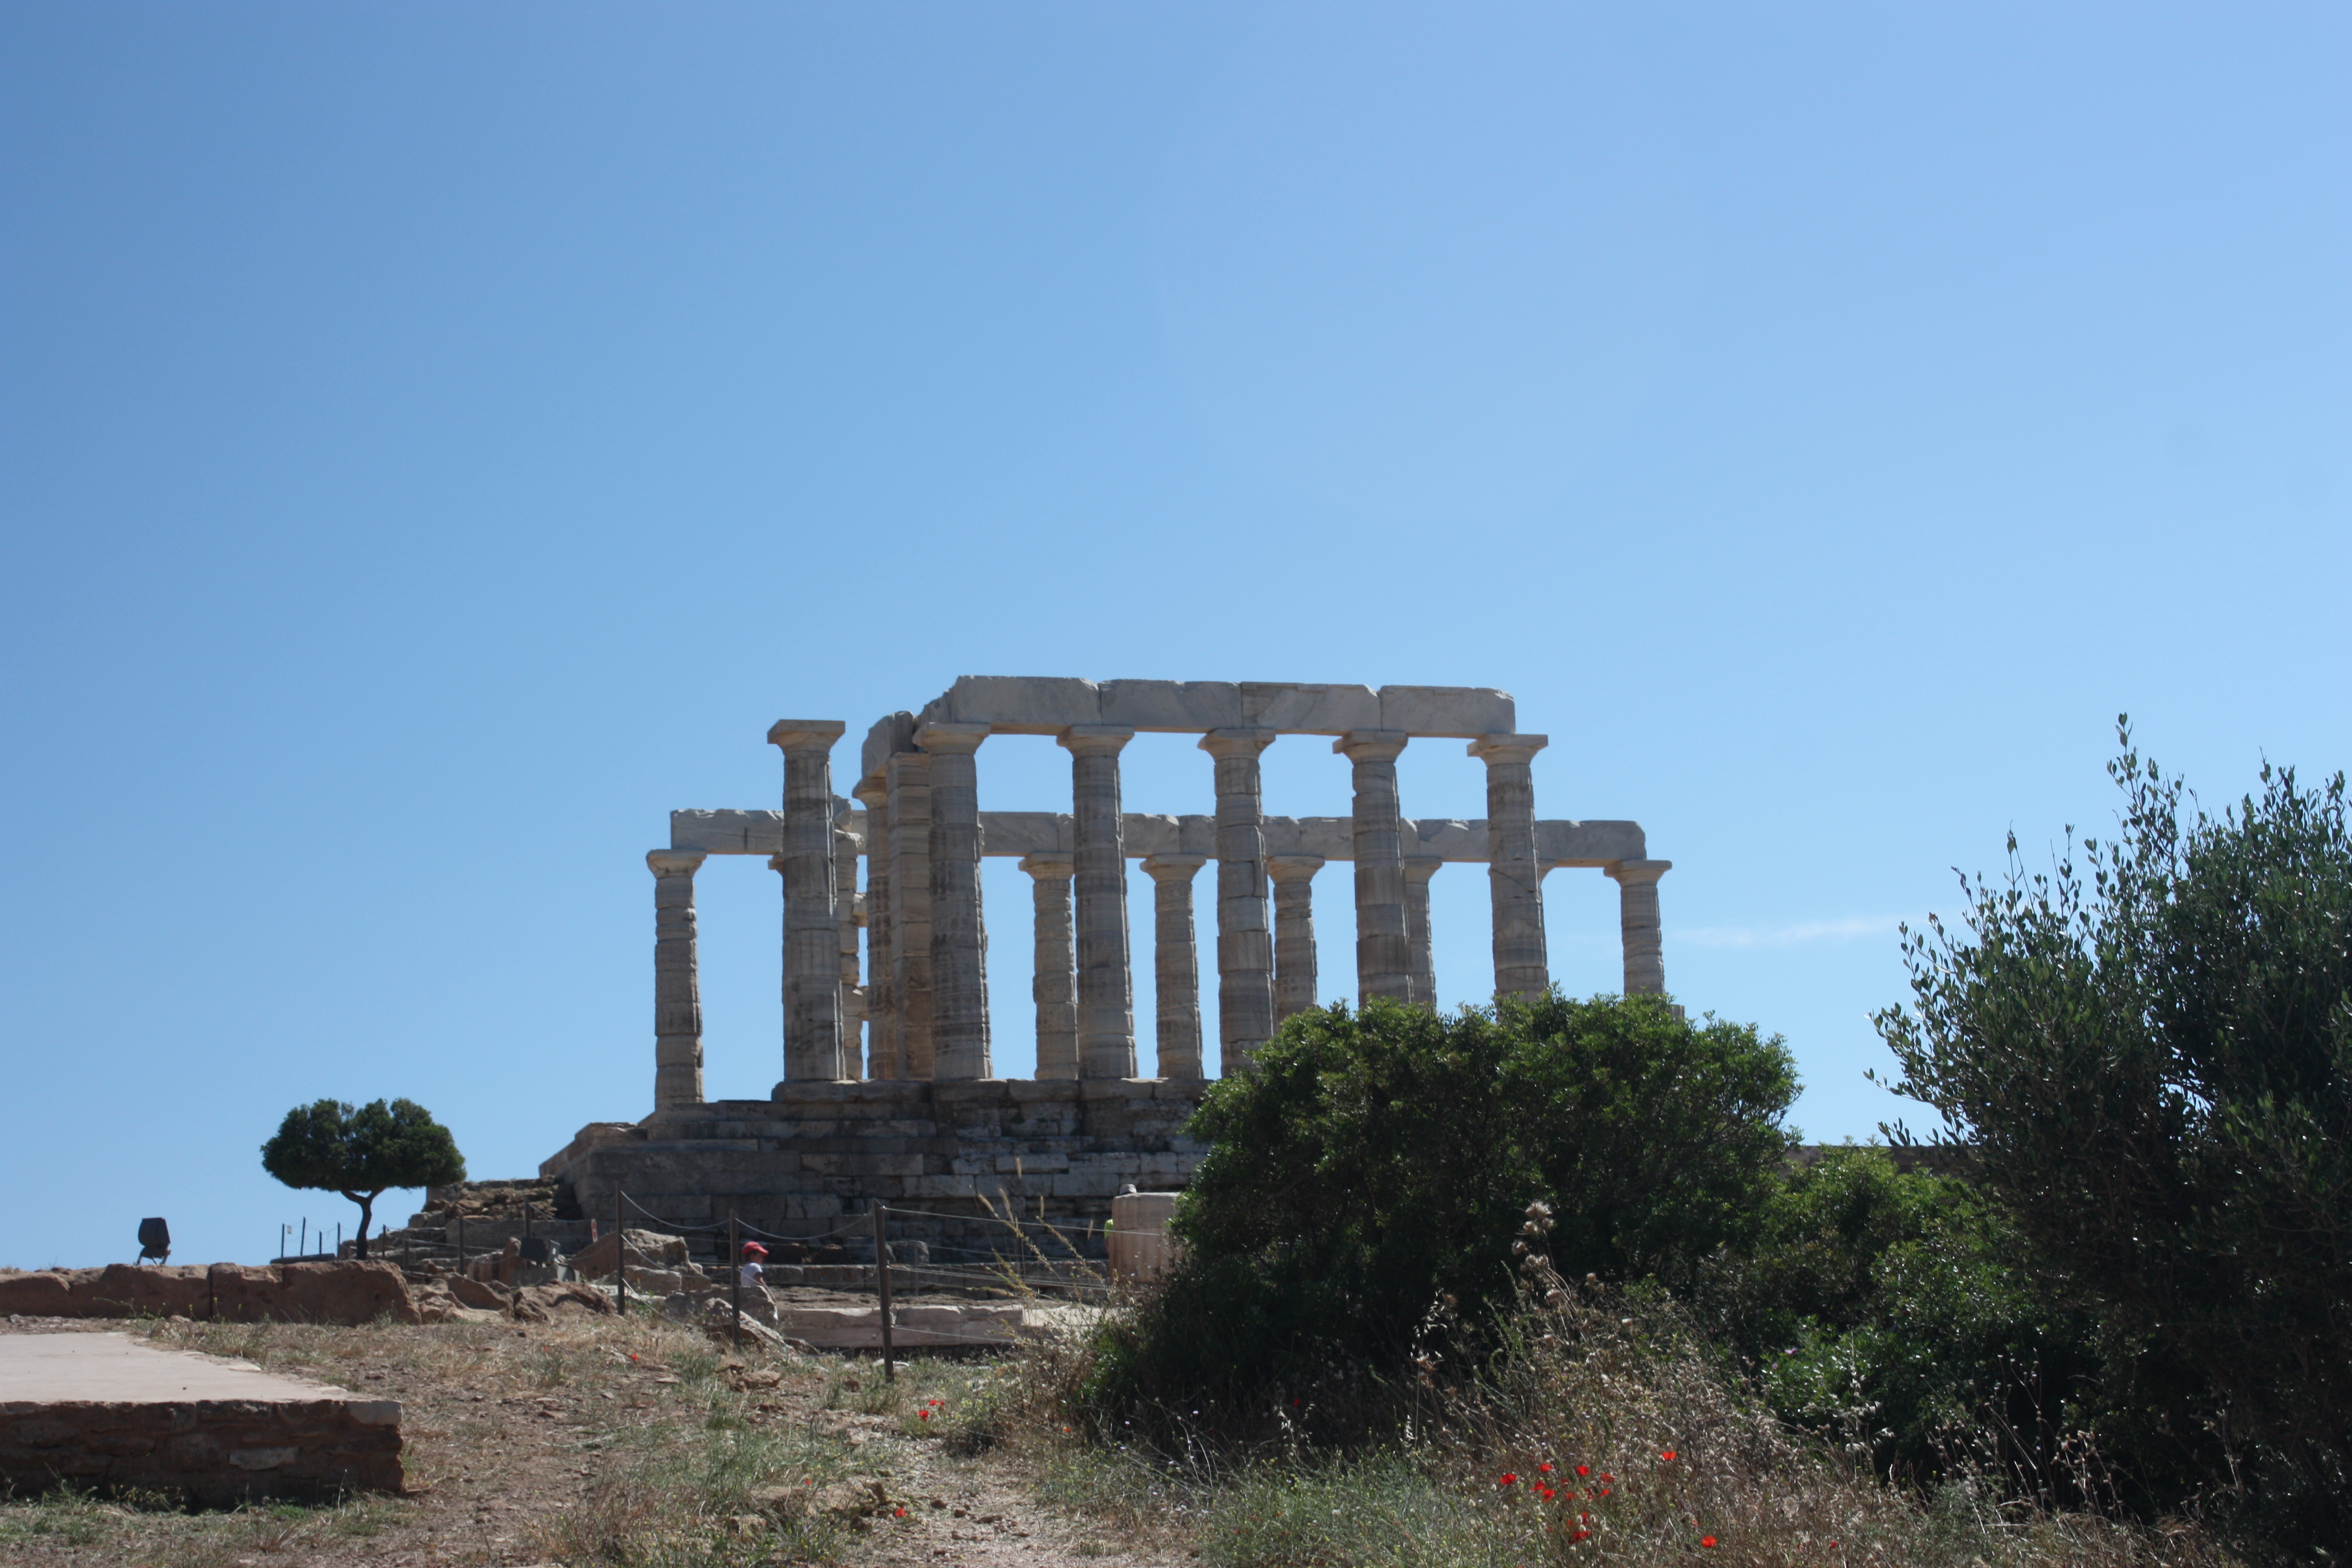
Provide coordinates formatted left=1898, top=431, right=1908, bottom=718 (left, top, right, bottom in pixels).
left=740, top=1242, right=768, bottom=1257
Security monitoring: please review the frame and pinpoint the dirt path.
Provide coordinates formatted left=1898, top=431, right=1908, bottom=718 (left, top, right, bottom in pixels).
left=0, top=1311, right=1184, bottom=1568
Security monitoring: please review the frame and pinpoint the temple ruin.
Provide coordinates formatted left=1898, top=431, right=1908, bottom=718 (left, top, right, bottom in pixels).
left=542, top=677, right=1670, bottom=1260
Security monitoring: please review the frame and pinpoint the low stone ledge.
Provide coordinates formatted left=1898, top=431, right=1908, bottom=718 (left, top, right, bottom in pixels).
left=0, top=1263, right=418, bottom=1326
left=0, top=1335, right=404, bottom=1504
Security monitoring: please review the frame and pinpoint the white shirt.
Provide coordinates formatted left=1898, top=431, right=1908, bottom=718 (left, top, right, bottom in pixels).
left=739, top=1260, right=764, bottom=1289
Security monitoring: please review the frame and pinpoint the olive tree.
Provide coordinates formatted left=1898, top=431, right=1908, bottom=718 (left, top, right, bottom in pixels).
left=1876, top=722, right=2351, bottom=1545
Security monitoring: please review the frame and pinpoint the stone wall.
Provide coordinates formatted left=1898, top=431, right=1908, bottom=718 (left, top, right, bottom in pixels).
left=0, top=1393, right=403, bottom=1504
left=0, top=1262, right=420, bottom=1325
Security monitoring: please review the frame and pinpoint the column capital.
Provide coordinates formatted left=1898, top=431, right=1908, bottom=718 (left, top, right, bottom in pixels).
left=766, top=719, right=847, bottom=752
left=1140, top=853, right=1208, bottom=882
left=1059, top=725, right=1136, bottom=756
left=915, top=720, right=992, bottom=755
left=1605, top=858, right=1673, bottom=886
left=1333, top=729, right=1409, bottom=763
left=850, top=774, right=888, bottom=808
left=648, top=849, right=707, bottom=877
left=1199, top=727, right=1277, bottom=759
left=1266, top=854, right=1326, bottom=883
left=1402, top=856, right=1444, bottom=884
left=1467, top=733, right=1549, bottom=765
left=1018, top=852, right=1076, bottom=879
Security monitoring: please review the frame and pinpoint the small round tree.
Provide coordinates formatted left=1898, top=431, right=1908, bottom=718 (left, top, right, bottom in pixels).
left=261, top=1098, right=466, bottom=1259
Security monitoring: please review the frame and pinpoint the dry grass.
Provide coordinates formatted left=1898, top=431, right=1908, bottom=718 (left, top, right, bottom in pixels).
left=972, top=1269, right=2241, bottom=1568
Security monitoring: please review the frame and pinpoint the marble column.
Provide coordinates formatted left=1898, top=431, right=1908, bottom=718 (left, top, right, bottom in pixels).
left=1140, top=854, right=1207, bottom=1080
left=851, top=776, right=895, bottom=1079
left=1403, top=857, right=1442, bottom=1006
left=769, top=721, right=848, bottom=1081
left=835, top=817, right=865, bottom=1075
left=1020, top=853, right=1079, bottom=1080
left=1059, top=726, right=1136, bottom=1079
left=649, top=850, right=708, bottom=1111
left=885, top=749, right=935, bottom=1079
left=1336, top=731, right=1412, bottom=1004
left=1199, top=728, right=1276, bottom=1074
left=1468, top=734, right=1550, bottom=999
left=1266, top=854, right=1324, bottom=1025
left=1605, top=859, right=1673, bottom=997
left=919, top=721, right=993, bottom=1081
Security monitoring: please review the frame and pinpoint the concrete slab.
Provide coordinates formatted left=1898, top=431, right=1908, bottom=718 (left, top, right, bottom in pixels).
left=0, top=1332, right=404, bottom=1501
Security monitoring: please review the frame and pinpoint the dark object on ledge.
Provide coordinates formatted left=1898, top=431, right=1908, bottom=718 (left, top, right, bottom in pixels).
left=136, top=1217, right=170, bottom=1264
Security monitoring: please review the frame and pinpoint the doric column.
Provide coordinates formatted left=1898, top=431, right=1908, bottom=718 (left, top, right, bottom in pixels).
left=1020, top=853, right=1079, bottom=1080
left=1605, top=860, right=1673, bottom=997
left=1059, top=726, right=1137, bottom=1079
left=1403, top=857, right=1441, bottom=1006
left=835, top=816, right=865, bottom=1075
left=1140, top=854, right=1207, bottom=1080
left=885, top=749, right=935, bottom=1079
left=1335, top=731, right=1412, bottom=1004
left=769, top=721, right=848, bottom=1081
left=919, top=721, right=992, bottom=1081
left=1468, top=734, right=1550, bottom=999
left=649, top=850, right=708, bottom=1110
left=1266, top=854, right=1324, bottom=1025
left=851, top=775, right=895, bottom=1079
left=1199, top=728, right=1277, bottom=1074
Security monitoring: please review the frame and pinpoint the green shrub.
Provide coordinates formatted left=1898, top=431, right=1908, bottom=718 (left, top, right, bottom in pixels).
left=1084, top=992, right=1796, bottom=1444
left=1700, top=1148, right=2101, bottom=1486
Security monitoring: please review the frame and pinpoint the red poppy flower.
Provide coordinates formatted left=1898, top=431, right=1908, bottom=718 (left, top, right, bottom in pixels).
left=1537, top=1487, right=1554, bottom=1500
left=1598, top=1473, right=1613, bottom=1483
left=1498, top=1473, right=1518, bottom=1487
left=1597, top=1488, right=1612, bottom=1497
left=1575, top=1464, right=1590, bottom=1477
left=1701, top=1536, right=1718, bottom=1548
left=1570, top=1529, right=1591, bottom=1542
left=918, top=1410, right=931, bottom=1420
left=1659, top=1450, right=1677, bottom=1462
left=1537, top=1462, right=1554, bottom=1473
left=894, top=1506, right=908, bottom=1518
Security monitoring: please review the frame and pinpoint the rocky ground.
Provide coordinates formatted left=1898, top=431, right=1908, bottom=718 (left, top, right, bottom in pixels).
left=0, top=1306, right=1189, bottom=1568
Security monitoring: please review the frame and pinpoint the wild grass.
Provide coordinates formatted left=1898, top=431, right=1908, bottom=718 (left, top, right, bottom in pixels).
left=983, top=1262, right=2240, bottom=1568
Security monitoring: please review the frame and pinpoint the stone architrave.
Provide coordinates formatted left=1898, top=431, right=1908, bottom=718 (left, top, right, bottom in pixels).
left=1140, top=854, right=1207, bottom=1080
left=920, top=721, right=993, bottom=1081
left=834, top=818, right=864, bottom=1071
left=1059, top=726, right=1137, bottom=1079
left=649, top=850, right=709, bottom=1110
left=1605, top=859, right=1673, bottom=997
left=1468, top=734, right=1550, bottom=998
left=1336, top=731, right=1412, bottom=1004
left=851, top=775, right=895, bottom=1078
left=1019, top=853, right=1079, bottom=1080
left=1199, top=728, right=1276, bottom=1075
left=1402, top=857, right=1441, bottom=1006
left=769, top=721, right=848, bottom=1081
left=1266, top=854, right=1324, bottom=1024
left=885, top=750, right=936, bottom=1079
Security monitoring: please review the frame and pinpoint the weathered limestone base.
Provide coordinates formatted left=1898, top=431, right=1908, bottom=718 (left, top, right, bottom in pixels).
left=542, top=1079, right=1206, bottom=1261
left=0, top=1333, right=404, bottom=1504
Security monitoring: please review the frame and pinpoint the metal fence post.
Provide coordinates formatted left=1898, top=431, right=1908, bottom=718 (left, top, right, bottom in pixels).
left=728, top=1213, right=742, bottom=1350
left=873, top=1200, right=896, bottom=1382
left=615, top=1191, right=628, bottom=1316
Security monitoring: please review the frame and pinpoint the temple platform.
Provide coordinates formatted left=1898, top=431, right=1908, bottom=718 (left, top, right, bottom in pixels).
left=539, top=1077, right=1208, bottom=1262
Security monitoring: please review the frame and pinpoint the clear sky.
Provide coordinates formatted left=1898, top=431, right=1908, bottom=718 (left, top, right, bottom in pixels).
left=3, top=3, right=2345, bottom=1268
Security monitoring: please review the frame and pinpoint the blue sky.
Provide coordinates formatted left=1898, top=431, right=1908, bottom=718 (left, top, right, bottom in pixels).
left=3, top=3, right=2344, bottom=1268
